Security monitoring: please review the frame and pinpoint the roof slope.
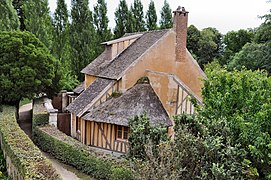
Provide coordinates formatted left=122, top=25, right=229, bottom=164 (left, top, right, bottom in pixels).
left=66, top=78, right=113, bottom=116
left=81, top=29, right=169, bottom=79
left=83, top=84, right=172, bottom=127
left=73, top=81, right=85, bottom=94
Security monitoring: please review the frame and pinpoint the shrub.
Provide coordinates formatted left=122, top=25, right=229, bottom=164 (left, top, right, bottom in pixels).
left=0, top=106, right=59, bottom=179
left=34, top=125, right=133, bottom=180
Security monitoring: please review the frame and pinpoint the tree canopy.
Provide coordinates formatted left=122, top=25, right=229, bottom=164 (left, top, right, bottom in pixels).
left=0, top=31, right=59, bottom=118
left=114, top=0, right=129, bottom=38
left=70, top=0, right=97, bottom=81
left=0, top=0, right=19, bottom=31
left=131, top=0, right=145, bottom=32
left=159, top=0, right=172, bottom=29
left=23, top=0, right=53, bottom=49
left=145, top=0, right=157, bottom=31
left=93, top=0, right=112, bottom=54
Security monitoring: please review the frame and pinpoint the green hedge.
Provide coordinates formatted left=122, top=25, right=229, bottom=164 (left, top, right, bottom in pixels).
left=0, top=106, right=60, bottom=179
left=34, top=125, right=133, bottom=180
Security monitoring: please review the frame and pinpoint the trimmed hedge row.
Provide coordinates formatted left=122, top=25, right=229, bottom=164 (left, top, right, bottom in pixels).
left=34, top=125, right=133, bottom=180
left=0, top=106, right=60, bottom=179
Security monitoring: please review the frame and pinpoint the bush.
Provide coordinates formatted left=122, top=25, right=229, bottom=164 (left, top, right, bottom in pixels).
left=34, top=125, right=133, bottom=180
left=201, top=65, right=271, bottom=178
left=0, top=106, right=59, bottom=179
left=0, top=147, right=9, bottom=179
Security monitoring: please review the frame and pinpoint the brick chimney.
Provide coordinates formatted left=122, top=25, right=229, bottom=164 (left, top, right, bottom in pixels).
left=173, top=6, right=189, bottom=62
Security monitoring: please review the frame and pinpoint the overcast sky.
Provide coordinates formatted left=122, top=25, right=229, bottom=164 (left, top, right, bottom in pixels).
left=49, top=0, right=270, bottom=34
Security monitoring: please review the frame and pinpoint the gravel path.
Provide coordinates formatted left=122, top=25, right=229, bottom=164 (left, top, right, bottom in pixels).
left=18, top=103, right=82, bottom=180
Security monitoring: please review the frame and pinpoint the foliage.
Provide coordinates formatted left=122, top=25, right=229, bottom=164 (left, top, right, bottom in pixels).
left=12, top=0, right=25, bottom=31
left=131, top=114, right=244, bottom=179
left=228, top=42, right=271, bottom=73
left=255, top=10, right=271, bottom=44
left=23, top=0, right=53, bottom=49
left=221, top=29, right=254, bottom=65
left=0, top=0, right=19, bottom=31
left=201, top=64, right=271, bottom=178
left=145, top=0, right=157, bottom=31
left=128, top=113, right=167, bottom=160
left=93, top=0, right=112, bottom=54
left=159, top=0, right=172, bottom=29
left=114, top=0, right=129, bottom=38
left=34, top=125, right=133, bottom=180
left=0, top=147, right=9, bottom=179
left=131, top=0, right=146, bottom=32
left=31, top=98, right=132, bottom=179
left=187, top=25, right=201, bottom=57
left=0, top=31, right=60, bottom=119
left=70, top=0, right=97, bottom=81
left=52, top=0, right=71, bottom=68
left=197, top=27, right=223, bottom=68
left=0, top=106, right=59, bottom=179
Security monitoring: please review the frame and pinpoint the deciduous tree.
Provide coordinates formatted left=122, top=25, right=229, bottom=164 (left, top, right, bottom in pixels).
left=114, top=0, right=129, bottom=38
left=131, top=0, right=145, bottom=32
left=23, top=0, right=53, bottom=49
left=70, top=0, right=97, bottom=81
left=201, top=64, right=271, bottom=178
left=0, top=0, right=19, bottom=31
left=187, top=25, right=201, bottom=58
left=93, top=0, right=112, bottom=54
left=145, top=0, right=157, bottom=31
left=53, top=0, right=70, bottom=65
left=159, top=0, right=172, bottom=29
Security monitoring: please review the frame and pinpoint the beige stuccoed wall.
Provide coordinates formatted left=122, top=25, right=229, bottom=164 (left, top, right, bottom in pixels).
left=85, top=74, right=96, bottom=88
left=121, top=30, right=205, bottom=116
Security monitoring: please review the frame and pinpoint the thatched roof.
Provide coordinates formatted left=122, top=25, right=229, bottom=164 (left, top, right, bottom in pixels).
left=83, top=84, right=172, bottom=127
left=66, top=78, right=113, bottom=116
left=81, top=29, right=169, bottom=80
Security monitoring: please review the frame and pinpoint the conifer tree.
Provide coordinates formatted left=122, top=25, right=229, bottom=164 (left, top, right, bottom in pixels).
left=0, top=0, right=19, bottom=31
left=146, top=0, right=157, bottom=31
left=93, top=0, right=112, bottom=54
left=159, top=0, right=173, bottom=29
left=53, top=0, right=70, bottom=65
left=114, top=0, right=129, bottom=38
left=23, top=0, right=53, bottom=49
left=70, top=0, right=96, bottom=81
left=131, top=0, right=145, bottom=32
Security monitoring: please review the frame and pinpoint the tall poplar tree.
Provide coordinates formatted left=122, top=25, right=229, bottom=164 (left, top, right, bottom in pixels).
left=70, top=0, right=96, bottom=81
left=12, top=0, right=25, bottom=30
left=159, top=0, right=173, bottom=29
left=23, top=0, right=53, bottom=49
left=93, top=0, right=112, bottom=54
left=114, top=0, right=129, bottom=38
left=131, top=0, right=145, bottom=32
left=53, top=0, right=70, bottom=65
left=145, top=0, right=157, bottom=31
left=126, top=5, right=136, bottom=33
left=0, top=0, right=19, bottom=31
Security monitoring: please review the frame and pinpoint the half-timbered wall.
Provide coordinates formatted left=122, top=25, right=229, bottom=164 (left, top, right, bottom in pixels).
left=174, top=76, right=203, bottom=115
left=85, top=121, right=128, bottom=153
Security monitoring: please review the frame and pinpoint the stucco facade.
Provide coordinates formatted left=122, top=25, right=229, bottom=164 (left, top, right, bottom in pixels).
left=66, top=6, right=205, bottom=153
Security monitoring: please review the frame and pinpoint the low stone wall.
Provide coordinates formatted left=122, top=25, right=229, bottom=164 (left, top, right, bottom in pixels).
left=0, top=106, right=60, bottom=179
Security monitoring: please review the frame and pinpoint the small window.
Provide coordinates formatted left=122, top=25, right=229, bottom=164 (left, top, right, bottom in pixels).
left=116, top=125, right=129, bottom=140
left=123, top=127, right=128, bottom=139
